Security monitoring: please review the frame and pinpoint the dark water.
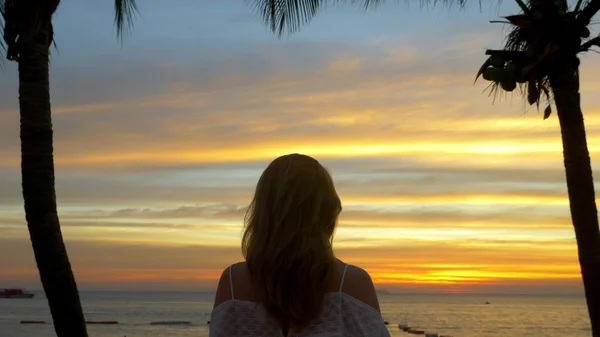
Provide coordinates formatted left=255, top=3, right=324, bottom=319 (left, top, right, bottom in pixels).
left=0, top=291, right=591, bottom=337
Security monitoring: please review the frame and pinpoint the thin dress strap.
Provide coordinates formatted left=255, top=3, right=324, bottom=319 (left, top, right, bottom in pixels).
left=228, top=265, right=235, bottom=299
left=339, top=264, right=349, bottom=292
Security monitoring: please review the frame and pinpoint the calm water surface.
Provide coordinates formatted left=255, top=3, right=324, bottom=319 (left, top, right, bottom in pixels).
left=0, top=291, right=591, bottom=337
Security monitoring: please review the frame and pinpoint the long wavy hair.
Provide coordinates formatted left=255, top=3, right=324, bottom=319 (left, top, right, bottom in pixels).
left=242, top=153, right=342, bottom=327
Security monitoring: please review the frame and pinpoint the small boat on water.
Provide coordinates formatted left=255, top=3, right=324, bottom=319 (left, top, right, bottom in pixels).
left=0, top=288, right=34, bottom=299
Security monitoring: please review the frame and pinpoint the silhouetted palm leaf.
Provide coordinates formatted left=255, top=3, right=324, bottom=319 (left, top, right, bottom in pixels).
left=474, top=0, right=600, bottom=118
left=249, top=0, right=399, bottom=36
left=114, top=0, right=138, bottom=41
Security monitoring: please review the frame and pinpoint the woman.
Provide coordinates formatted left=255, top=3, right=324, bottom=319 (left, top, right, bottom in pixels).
left=210, top=154, right=389, bottom=337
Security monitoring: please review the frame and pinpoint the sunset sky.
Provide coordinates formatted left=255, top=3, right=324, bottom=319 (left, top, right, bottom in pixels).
left=1, top=0, right=599, bottom=294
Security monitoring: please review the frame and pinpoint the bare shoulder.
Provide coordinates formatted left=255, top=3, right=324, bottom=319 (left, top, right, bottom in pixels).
left=340, top=263, right=381, bottom=313
left=213, top=262, right=246, bottom=308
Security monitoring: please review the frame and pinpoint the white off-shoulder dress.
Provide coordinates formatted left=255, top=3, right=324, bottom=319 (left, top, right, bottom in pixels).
left=209, top=264, right=391, bottom=337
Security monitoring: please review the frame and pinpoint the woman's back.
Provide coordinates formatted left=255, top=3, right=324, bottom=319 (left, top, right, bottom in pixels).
left=209, top=154, right=389, bottom=337
left=209, top=261, right=390, bottom=337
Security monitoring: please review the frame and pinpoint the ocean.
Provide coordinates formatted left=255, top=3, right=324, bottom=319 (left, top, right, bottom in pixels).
left=0, top=291, right=591, bottom=337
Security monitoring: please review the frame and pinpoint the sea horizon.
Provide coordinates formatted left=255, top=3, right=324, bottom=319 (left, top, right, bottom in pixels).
left=14, top=288, right=586, bottom=297
left=1, top=288, right=590, bottom=337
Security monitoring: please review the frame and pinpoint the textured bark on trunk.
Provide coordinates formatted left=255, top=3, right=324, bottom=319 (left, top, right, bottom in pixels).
left=19, top=21, right=88, bottom=337
left=549, top=60, right=600, bottom=337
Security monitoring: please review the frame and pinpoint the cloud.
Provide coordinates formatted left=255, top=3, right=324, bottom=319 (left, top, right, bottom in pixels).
left=1, top=1, right=599, bottom=292
left=6, top=28, right=599, bottom=170
left=2, top=202, right=565, bottom=229
left=0, top=202, right=574, bottom=242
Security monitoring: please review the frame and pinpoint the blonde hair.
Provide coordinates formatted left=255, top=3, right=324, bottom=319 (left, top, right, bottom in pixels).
left=242, top=153, right=342, bottom=327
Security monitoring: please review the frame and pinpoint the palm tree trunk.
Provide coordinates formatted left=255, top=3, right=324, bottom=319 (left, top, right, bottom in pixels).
left=549, top=59, right=600, bottom=337
left=19, top=20, right=88, bottom=337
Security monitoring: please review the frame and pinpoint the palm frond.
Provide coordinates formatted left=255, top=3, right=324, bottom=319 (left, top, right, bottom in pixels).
left=476, top=8, right=556, bottom=119
left=248, top=0, right=397, bottom=37
left=1, top=0, right=59, bottom=62
left=0, top=0, right=6, bottom=60
left=577, top=0, right=600, bottom=26
left=114, top=0, right=138, bottom=41
left=581, top=36, right=600, bottom=51
left=345, top=0, right=385, bottom=10
left=574, top=0, right=586, bottom=12
left=513, top=0, right=530, bottom=14
left=504, top=20, right=528, bottom=52
left=248, top=0, right=324, bottom=37
left=248, top=0, right=497, bottom=37
left=1, top=0, right=15, bottom=61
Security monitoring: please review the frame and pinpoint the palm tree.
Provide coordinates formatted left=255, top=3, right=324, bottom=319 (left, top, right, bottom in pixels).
left=0, top=0, right=137, bottom=336
left=247, top=0, right=600, bottom=336
left=474, top=1, right=600, bottom=335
